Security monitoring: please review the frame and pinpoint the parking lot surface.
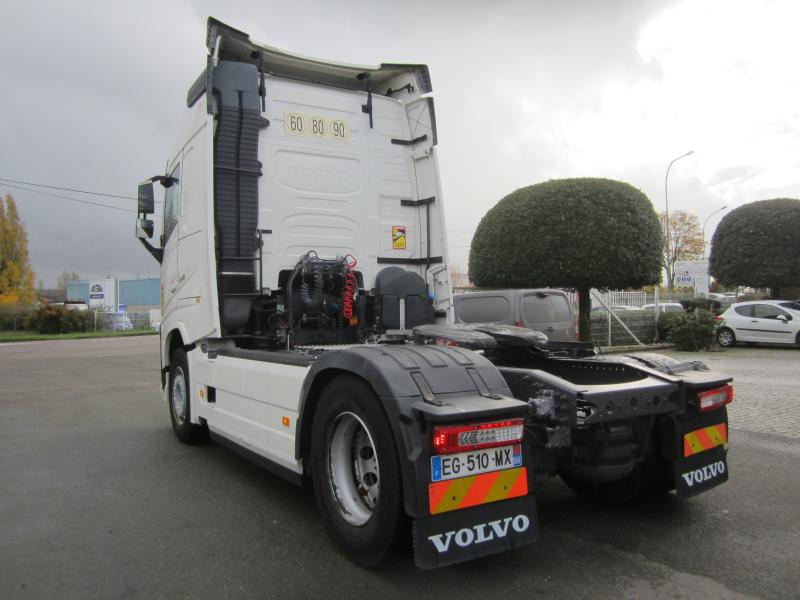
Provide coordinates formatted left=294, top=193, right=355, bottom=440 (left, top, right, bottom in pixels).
left=1, top=337, right=798, bottom=599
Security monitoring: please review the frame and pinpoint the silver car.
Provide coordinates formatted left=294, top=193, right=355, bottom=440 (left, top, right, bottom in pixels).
left=453, top=289, right=577, bottom=342
left=716, top=300, right=800, bottom=348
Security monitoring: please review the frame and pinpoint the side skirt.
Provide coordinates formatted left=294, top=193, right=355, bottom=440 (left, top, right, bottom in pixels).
left=209, top=431, right=304, bottom=486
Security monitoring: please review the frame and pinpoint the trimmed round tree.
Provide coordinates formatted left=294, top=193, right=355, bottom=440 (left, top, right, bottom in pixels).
left=469, top=178, right=662, bottom=341
left=709, top=198, right=800, bottom=298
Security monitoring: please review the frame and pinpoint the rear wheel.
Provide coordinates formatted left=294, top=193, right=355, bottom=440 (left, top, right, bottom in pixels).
left=311, top=375, right=402, bottom=567
left=169, top=349, right=207, bottom=443
left=717, top=327, right=736, bottom=348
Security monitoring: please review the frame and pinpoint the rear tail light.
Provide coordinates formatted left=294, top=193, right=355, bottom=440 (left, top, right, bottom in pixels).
left=432, top=419, right=525, bottom=454
left=697, top=384, right=733, bottom=412
left=515, top=320, right=525, bottom=328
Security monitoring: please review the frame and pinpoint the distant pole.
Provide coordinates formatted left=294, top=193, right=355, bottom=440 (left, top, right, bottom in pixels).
left=665, top=150, right=694, bottom=300
left=702, top=206, right=727, bottom=259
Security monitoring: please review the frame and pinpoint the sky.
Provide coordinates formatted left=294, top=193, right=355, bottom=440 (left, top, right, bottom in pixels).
left=1, top=0, right=798, bottom=286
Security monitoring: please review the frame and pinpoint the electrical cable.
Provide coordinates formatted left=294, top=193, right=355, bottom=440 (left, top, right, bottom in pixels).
left=1, top=182, right=137, bottom=213
left=0, top=177, right=137, bottom=200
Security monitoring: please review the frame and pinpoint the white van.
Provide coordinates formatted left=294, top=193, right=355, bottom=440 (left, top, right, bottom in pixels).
left=453, top=289, right=577, bottom=342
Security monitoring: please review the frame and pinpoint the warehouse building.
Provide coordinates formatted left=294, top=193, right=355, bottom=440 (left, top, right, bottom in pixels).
left=67, top=277, right=160, bottom=312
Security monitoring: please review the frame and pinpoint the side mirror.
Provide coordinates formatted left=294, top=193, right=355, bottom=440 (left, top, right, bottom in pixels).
left=777, top=314, right=788, bottom=322
left=136, top=218, right=154, bottom=239
left=138, top=181, right=155, bottom=214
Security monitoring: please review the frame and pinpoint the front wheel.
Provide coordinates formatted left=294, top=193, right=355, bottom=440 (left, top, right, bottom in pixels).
left=717, top=327, right=736, bottom=348
left=310, top=375, right=402, bottom=567
left=169, top=349, right=207, bottom=443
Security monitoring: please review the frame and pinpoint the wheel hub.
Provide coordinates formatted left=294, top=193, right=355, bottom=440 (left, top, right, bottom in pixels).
left=172, top=367, right=187, bottom=424
left=327, top=412, right=380, bottom=526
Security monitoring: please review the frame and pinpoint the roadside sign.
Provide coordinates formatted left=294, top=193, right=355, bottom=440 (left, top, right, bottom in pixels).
left=674, top=260, right=709, bottom=295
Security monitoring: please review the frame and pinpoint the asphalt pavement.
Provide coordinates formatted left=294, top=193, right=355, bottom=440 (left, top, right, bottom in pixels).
left=1, top=337, right=798, bottom=599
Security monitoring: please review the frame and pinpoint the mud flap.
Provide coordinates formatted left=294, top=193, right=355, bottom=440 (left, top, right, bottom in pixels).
left=672, top=407, right=729, bottom=499
left=412, top=495, right=539, bottom=569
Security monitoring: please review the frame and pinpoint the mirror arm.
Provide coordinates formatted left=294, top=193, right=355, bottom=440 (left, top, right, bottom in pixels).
left=139, top=238, right=163, bottom=264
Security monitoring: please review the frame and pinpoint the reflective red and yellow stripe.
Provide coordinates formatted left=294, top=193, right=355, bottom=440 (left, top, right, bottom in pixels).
left=684, top=423, right=727, bottom=457
left=428, top=467, right=528, bottom=515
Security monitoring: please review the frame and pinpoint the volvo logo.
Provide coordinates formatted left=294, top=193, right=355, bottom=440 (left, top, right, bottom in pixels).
left=428, top=514, right=530, bottom=553
left=682, top=461, right=726, bottom=487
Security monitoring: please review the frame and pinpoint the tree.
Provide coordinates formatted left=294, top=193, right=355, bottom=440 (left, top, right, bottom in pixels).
left=0, top=194, right=36, bottom=306
left=659, top=210, right=704, bottom=294
left=709, top=198, right=800, bottom=298
left=56, top=270, right=81, bottom=297
left=469, top=178, right=662, bottom=340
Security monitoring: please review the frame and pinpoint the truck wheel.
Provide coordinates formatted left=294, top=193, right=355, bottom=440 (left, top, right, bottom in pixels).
left=560, top=433, right=673, bottom=503
left=169, top=349, right=207, bottom=443
left=310, top=375, right=402, bottom=567
left=716, top=327, right=736, bottom=348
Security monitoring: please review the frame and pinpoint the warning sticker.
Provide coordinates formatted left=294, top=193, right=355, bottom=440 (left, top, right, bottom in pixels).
left=392, top=226, right=407, bottom=250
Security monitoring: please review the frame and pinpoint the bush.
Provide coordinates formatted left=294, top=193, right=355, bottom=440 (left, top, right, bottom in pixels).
left=25, top=305, right=91, bottom=334
left=680, top=298, right=722, bottom=315
left=664, top=310, right=718, bottom=351
left=657, top=311, right=684, bottom=341
left=0, top=305, right=34, bottom=330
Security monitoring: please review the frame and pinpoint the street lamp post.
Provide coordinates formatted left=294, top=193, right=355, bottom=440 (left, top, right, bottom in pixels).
left=702, top=206, right=727, bottom=259
left=664, top=150, right=694, bottom=300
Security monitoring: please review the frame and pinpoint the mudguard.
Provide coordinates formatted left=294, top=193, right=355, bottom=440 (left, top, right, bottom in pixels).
left=413, top=495, right=539, bottom=569
left=670, top=406, right=730, bottom=498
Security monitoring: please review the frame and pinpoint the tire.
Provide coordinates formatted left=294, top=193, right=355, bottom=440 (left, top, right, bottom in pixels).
left=310, top=375, right=402, bottom=567
left=716, top=327, right=736, bottom=348
left=560, top=430, right=674, bottom=504
left=169, top=348, right=207, bottom=443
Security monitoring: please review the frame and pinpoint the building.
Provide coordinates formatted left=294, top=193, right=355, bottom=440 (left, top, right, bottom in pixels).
left=67, top=277, right=160, bottom=312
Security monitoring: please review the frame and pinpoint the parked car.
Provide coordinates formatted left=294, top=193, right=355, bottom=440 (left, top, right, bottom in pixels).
left=707, top=293, right=735, bottom=307
left=716, top=301, right=800, bottom=348
left=777, top=300, right=800, bottom=312
left=112, top=314, right=134, bottom=331
left=642, top=303, right=685, bottom=314
left=453, top=289, right=577, bottom=342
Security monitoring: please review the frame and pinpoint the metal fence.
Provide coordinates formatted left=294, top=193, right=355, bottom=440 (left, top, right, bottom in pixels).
left=92, top=311, right=158, bottom=332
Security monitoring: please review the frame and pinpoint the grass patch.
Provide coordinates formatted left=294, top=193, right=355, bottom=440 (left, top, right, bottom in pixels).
left=0, top=329, right=157, bottom=343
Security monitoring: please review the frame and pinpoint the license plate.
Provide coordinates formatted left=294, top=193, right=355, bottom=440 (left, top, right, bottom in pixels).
left=431, top=444, right=522, bottom=482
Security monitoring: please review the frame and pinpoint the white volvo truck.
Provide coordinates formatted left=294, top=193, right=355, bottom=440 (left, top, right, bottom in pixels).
left=136, top=18, right=733, bottom=569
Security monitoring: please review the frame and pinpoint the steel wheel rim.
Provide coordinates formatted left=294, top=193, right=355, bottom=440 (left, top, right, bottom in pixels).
left=326, top=411, right=380, bottom=526
left=172, top=367, right=187, bottom=425
left=718, top=330, right=734, bottom=346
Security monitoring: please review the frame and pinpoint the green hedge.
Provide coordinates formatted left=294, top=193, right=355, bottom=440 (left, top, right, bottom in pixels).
left=662, top=310, right=718, bottom=351
left=25, top=305, right=92, bottom=334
